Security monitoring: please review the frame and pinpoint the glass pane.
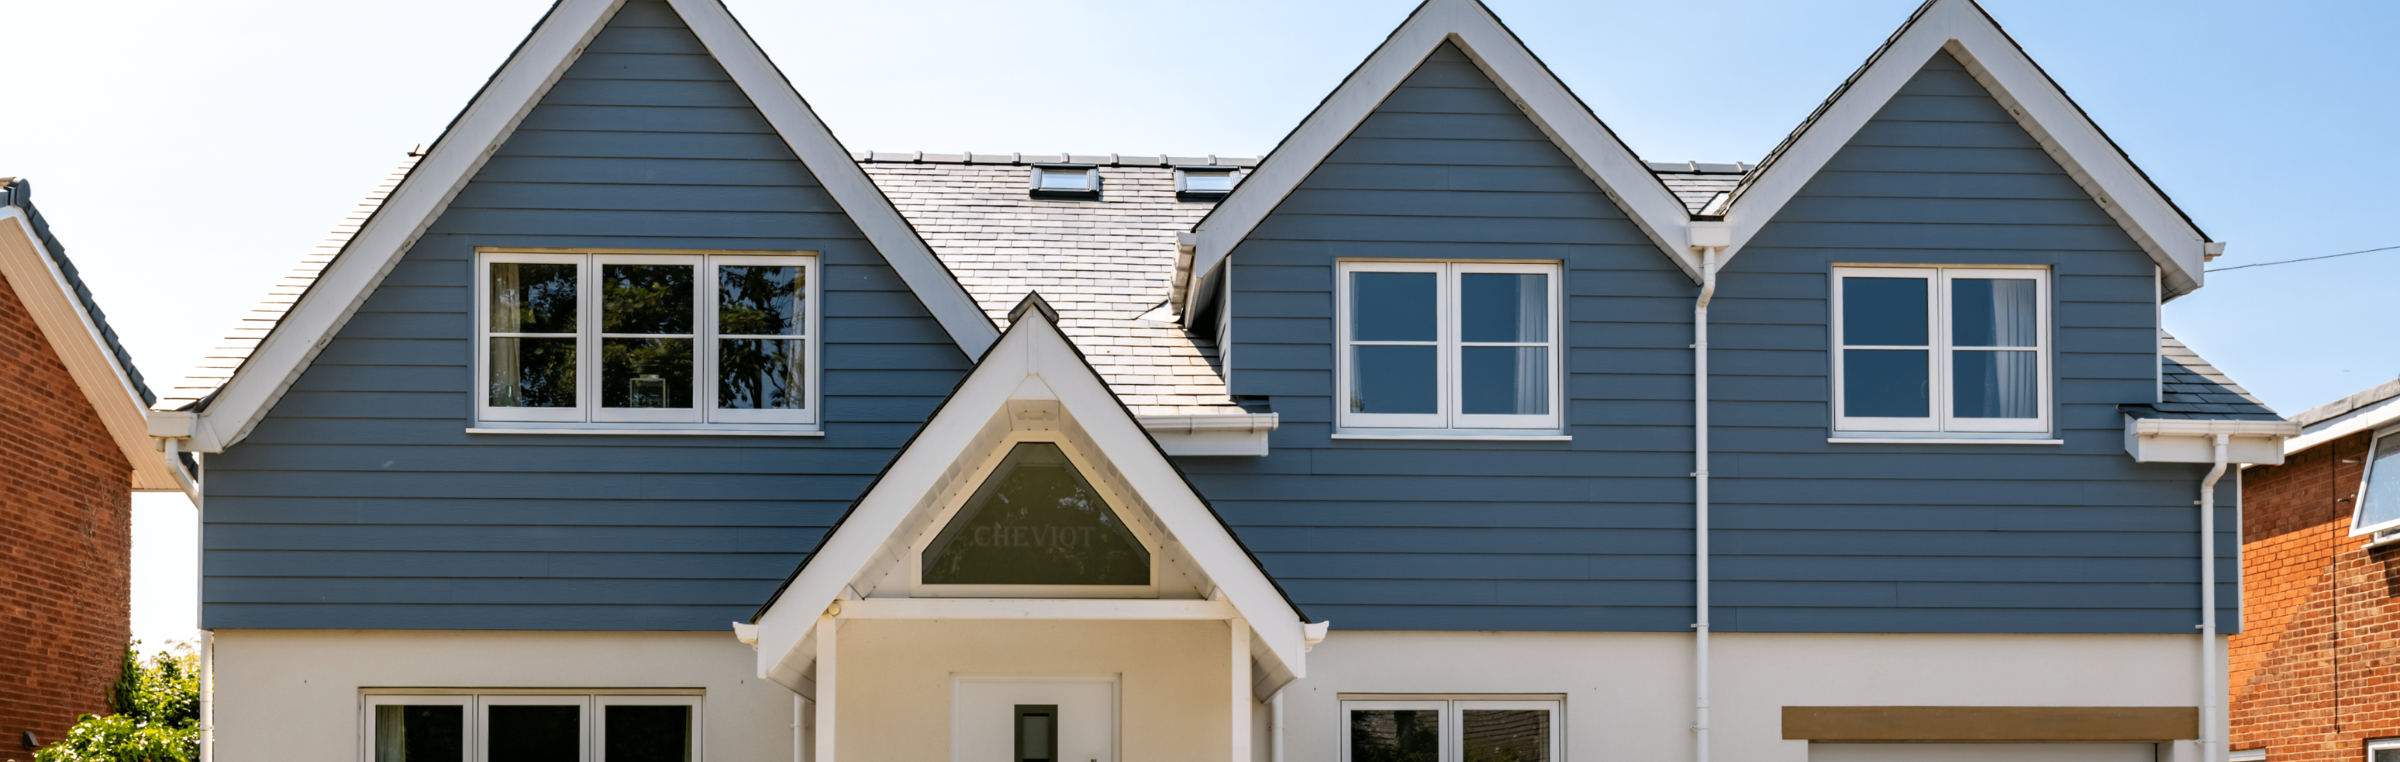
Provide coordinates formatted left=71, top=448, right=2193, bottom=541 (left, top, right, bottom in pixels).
left=1952, top=350, right=2038, bottom=419
left=375, top=705, right=464, bottom=762
left=1015, top=705, right=1057, bottom=762
left=604, top=705, right=691, bottom=762
left=1952, top=278, right=2038, bottom=347
left=1349, top=709, right=1440, bottom=762
left=488, top=704, right=580, bottom=762
left=922, top=442, right=1151, bottom=586
left=1462, top=709, right=1550, bottom=762
left=718, top=265, right=803, bottom=336
left=2358, top=436, right=2400, bottom=530
left=602, top=264, right=695, bottom=334
left=489, top=263, right=578, bottom=334
left=601, top=338, right=694, bottom=409
left=1182, top=171, right=1236, bottom=192
left=1351, top=272, right=1437, bottom=342
left=489, top=338, right=577, bottom=408
left=1842, top=277, right=1928, bottom=346
left=2375, top=747, right=2400, bottom=762
left=1037, top=168, right=1091, bottom=191
left=1460, top=273, right=1547, bottom=343
left=1461, top=346, right=1548, bottom=416
left=718, top=339, right=803, bottom=410
left=1350, top=345, right=1438, bottom=415
left=1843, top=349, right=1929, bottom=418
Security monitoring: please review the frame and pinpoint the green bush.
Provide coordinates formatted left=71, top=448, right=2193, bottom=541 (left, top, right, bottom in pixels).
left=34, top=642, right=200, bottom=762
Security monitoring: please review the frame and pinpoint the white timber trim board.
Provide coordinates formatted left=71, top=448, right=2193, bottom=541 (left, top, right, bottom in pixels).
left=1176, top=0, right=1696, bottom=317
left=0, top=208, right=185, bottom=494
left=749, top=304, right=1313, bottom=695
left=1827, top=438, right=2063, bottom=445
left=1721, top=0, right=2212, bottom=298
left=1331, top=434, right=1572, bottom=442
left=463, top=427, right=828, bottom=437
left=177, top=0, right=995, bottom=454
left=2121, top=415, right=2300, bottom=465
left=835, top=598, right=1239, bottom=620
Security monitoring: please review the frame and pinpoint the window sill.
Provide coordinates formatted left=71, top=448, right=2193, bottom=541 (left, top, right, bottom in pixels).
left=2363, top=532, right=2400, bottom=552
left=1332, top=433, right=1571, bottom=442
left=1827, top=436, right=2060, bottom=445
left=467, top=426, right=824, bottom=437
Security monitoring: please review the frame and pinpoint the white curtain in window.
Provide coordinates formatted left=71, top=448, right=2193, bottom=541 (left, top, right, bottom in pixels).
left=1515, top=274, right=1547, bottom=415
left=1989, top=279, right=2036, bottom=418
left=374, top=706, right=408, bottom=762
left=490, top=264, right=523, bottom=406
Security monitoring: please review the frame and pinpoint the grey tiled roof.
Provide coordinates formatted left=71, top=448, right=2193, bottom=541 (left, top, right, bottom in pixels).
left=858, top=154, right=1241, bottom=416
left=2291, top=378, right=2400, bottom=429
left=1647, top=161, right=1747, bottom=215
left=2123, top=331, right=2280, bottom=421
left=0, top=178, right=155, bottom=405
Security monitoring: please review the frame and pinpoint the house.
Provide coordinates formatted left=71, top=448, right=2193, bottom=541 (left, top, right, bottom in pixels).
left=2230, top=377, right=2400, bottom=762
left=141, top=0, right=2304, bottom=760
left=0, top=179, right=192, bottom=760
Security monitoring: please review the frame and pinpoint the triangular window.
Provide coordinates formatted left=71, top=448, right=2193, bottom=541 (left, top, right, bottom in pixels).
left=922, top=442, right=1151, bottom=586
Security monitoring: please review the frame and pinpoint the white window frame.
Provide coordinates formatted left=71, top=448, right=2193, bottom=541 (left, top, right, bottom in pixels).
left=474, top=249, right=819, bottom=433
left=2348, top=426, right=2400, bottom=536
left=1339, top=697, right=1564, bottom=762
left=1832, top=265, right=2051, bottom=436
left=361, top=691, right=702, bottom=762
left=1335, top=260, right=1564, bottom=434
left=906, top=431, right=1164, bottom=599
left=2368, top=738, right=2400, bottom=762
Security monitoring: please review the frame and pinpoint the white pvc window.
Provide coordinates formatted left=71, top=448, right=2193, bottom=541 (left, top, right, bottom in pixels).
left=2348, top=429, right=2400, bottom=536
left=1174, top=167, right=1239, bottom=197
left=1833, top=266, right=2049, bottom=434
left=477, top=251, right=817, bottom=431
left=364, top=692, right=699, bottom=762
left=1337, top=261, right=1562, bottom=432
left=1341, top=698, right=1560, bottom=762
left=1029, top=165, right=1100, bottom=196
left=2369, top=738, right=2400, bottom=762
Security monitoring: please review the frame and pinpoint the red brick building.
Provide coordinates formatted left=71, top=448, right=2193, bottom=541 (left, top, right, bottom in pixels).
left=2233, top=379, right=2400, bottom=762
left=0, top=179, right=189, bottom=760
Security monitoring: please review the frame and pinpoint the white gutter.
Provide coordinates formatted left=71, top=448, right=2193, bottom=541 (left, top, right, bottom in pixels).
left=1686, top=221, right=1728, bottom=762
left=1138, top=413, right=1280, bottom=457
left=2198, top=434, right=2228, bottom=762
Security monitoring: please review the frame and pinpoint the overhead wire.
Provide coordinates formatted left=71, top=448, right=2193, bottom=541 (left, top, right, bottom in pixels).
left=2206, top=244, right=2400, bottom=272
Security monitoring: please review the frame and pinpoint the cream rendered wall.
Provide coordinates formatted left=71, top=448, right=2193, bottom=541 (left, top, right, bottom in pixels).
left=1282, top=632, right=2212, bottom=762
left=834, top=619, right=1232, bottom=762
left=210, top=630, right=794, bottom=762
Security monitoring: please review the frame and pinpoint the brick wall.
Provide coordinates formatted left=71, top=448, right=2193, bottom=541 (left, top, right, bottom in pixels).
left=2232, top=429, right=2400, bottom=760
left=0, top=269, right=132, bottom=762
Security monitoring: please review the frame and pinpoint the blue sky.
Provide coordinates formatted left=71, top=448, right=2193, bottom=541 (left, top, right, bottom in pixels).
left=3, top=0, right=2391, bottom=644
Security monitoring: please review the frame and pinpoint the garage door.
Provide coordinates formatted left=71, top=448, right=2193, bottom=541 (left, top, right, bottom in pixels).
left=1812, top=744, right=2156, bottom=762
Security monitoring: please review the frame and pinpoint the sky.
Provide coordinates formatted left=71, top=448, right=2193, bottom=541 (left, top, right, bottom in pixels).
left=4, top=0, right=2391, bottom=647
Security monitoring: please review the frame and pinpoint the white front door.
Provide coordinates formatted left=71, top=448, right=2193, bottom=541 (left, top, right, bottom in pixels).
left=952, top=676, right=1117, bottom=762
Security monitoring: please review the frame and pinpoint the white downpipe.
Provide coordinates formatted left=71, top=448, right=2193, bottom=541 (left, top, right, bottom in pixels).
left=2199, top=433, right=2229, bottom=762
left=1271, top=690, right=1286, bottom=762
left=1692, top=245, right=1719, bottom=762
left=199, top=630, right=215, bottom=762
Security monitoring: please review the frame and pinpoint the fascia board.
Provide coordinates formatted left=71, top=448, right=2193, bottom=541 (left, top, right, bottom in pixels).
left=189, top=0, right=625, bottom=453
left=0, top=209, right=183, bottom=492
left=670, top=0, right=998, bottom=357
left=1028, top=319, right=1310, bottom=675
left=1180, top=0, right=1695, bottom=316
left=2287, top=398, right=2400, bottom=455
left=1720, top=0, right=2208, bottom=296
left=752, top=325, right=1032, bottom=679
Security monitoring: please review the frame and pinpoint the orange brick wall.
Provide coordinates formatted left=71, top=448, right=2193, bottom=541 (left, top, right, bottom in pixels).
left=2232, top=429, right=2400, bottom=760
left=0, top=268, right=132, bottom=762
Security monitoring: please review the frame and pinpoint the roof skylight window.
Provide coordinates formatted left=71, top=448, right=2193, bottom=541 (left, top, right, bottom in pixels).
left=1029, top=164, right=1100, bottom=198
left=1176, top=167, right=1239, bottom=199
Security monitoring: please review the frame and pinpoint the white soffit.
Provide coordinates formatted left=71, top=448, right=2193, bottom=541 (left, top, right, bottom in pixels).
left=749, top=304, right=1311, bottom=691
left=1720, top=0, right=2212, bottom=297
left=0, top=209, right=186, bottom=494
left=1178, top=0, right=1697, bottom=316
left=180, top=0, right=996, bottom=453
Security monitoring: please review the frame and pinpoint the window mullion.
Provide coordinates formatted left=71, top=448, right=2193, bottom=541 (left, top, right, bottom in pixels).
left=1933, top=270, right=1950, bottom=433
left=581, top=256, right=597, bottom=423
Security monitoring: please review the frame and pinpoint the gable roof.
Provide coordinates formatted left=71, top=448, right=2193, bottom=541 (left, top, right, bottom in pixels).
left=1720, top=0, right=2216, bottom=298
left=748, top=294, right=1312, bottom=693
left=1175, top=0, right=1701, bottom=317
left=162, top=0, right=995, bottom=453
left=0, top=179, right=191, bottom=494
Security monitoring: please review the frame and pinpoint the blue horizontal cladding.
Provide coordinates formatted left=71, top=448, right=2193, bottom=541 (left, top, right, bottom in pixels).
left=1694, top=50, right=2235, bottom=634
left=200, top=0, right=967, bottom=632
left=1201, top=43, right=1699, bottom=631
left=1192, top=44, right=2237, bottom=636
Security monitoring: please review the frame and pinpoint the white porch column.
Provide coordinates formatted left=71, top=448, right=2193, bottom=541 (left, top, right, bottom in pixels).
left=815, top=615, right=837, bottom=762
left=1231, top=617, right=1251, bottom=762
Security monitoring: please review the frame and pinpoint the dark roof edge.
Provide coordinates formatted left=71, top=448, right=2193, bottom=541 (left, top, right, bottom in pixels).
left=2293, top=378, right=2400, bottom=429
left=0, top=179, right=156, bottom=405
